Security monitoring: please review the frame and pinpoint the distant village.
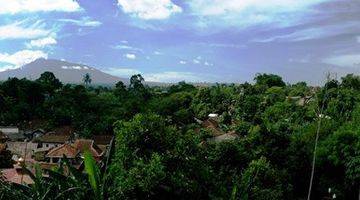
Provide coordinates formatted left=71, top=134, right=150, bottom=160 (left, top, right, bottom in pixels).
left=0, top=89, right=317, bottom=186
left=0, top=125, right=113, bottom=185
left=0, top=113, right=244, bottom=185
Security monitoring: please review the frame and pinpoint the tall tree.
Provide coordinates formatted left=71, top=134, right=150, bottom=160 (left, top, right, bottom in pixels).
left=83, top=73, right=92, bottom=87
left=36, top=71, right=62, bottom=95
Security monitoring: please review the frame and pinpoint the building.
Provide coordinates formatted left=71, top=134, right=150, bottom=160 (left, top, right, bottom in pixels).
left=33, top=126, right=74, bottom=148
left=24, top=129, right=45, bottom=141
left=1, top=165, right=34, bottom=185
left=45, top=139, right=104, bottom=165
left=0, top=127, right=25, bottom=141
left=45, top=143, right=79, bottom=164
left=201, top=118, right=225, bottom=136
left=6, top=141, right=38, bottom=159
left=73, top=139, right=104, bottom=161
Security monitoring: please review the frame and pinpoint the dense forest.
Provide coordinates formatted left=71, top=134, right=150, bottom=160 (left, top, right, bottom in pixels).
left=0, top=72, right=359, bottom=199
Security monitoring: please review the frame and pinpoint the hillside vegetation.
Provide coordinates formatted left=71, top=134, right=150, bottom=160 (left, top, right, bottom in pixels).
left=0, top=72, right=359, bottom=199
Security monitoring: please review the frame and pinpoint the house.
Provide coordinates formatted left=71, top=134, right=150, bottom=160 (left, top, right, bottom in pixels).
left=33, top=126, right=74, bottom=149
left=201, top=118, right=225, bottom=136
left=0, top=127, right=25, bottom=141
left=45, top=139, right=103, bottom=165
left=1, top=165, right=34, bottom=185
left=73, top=139, right=103, bottom=161
left=24, top=129, right=45, bottom=141
left=33, top=134, right=71, bottom=149
left=6, top=141, right=38, bottom=159
left=45, top=143, right=79, bottom=164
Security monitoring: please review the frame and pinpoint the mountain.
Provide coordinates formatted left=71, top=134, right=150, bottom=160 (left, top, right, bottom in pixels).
left=0, top=58, right=128, bottom=85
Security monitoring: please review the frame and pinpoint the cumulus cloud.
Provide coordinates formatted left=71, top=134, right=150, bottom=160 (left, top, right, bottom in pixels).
left=59, top=17, right=102, bottom=27
left=0, top=20, right=51, bottom=40
left=187, top=0, right=329, bottom=28
left=117, top=0, right=182, bottom=20
left=0, top=0, right=81, bottom=14
left=124, top=53, right=136, bottom=60
left=104, top=68, right=141, bottom=77
left=0, top=50, right=48, bottom=71
left=323, top=54, right=360, bottom=68
left=179, top=60, right=187, bottom=64
left=26, top=36, right=57, bottom=48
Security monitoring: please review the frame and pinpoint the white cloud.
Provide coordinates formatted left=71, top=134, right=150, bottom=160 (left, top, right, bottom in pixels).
left=117, top=0, right=182, bottom=20
left=26, top=36, right=57, bottom=48
left=193, top=59, right=200, bottom=64
left=204, top=61, right=213, bottom=66
left=0, top=65, right=20, bottom=72
left=104, top=68, right=141, bottom=77
left=0, top=0, right=81, bottom=14
left=0, top=20, right=51, bottom=40
left=59, top=17, right=102, bottom=27
left=154, top=51, right=162, bottom=55
left=323, top=54, right=360, bottom=68
left=124, top=53, right=136, bottom=60
left=0, top=50, right=48, bottom=71
left=179, top=60, right=187, bottom=64
left=195, top=42, right=246, bottom=49
left=187, top=0, right=328, bottom=28
left=113, top=44, right=142, bottom=52
left=61, top=66, right=89, bottom=70
left=253, top=22, right=358, bottom=42
left=143, top=71, right=204, bottom=83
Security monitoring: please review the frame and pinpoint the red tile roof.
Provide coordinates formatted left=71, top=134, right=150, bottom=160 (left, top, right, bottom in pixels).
left=73, top=139, right=103, bottom=158
left=34, top=134, right=71, bottom=143
left=1, top=168, right=34, bottom=185
left=46, top=143, right=79, bottom=158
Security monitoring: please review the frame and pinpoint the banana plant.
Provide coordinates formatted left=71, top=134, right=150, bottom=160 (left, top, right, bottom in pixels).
left=2, top=136, right=115, bottom=200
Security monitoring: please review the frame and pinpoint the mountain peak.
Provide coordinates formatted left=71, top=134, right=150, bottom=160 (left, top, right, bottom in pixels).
left=0, top=59, right=127, bottom=85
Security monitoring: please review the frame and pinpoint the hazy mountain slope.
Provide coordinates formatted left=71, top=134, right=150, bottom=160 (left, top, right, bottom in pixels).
left=0, top=58, right=128, bottom=85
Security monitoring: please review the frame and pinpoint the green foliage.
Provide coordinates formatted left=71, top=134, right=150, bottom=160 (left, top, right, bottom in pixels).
left=83, top=73, right=92, bottom=87
left=1, top=73, right=360, bottom=199
left=84, top=151, right=102, bottom=200
left=254, top=73, right=285, bottom=88
left=240, top=157, right=287, bottom=200
left=0, top=148, right=13, bottom=168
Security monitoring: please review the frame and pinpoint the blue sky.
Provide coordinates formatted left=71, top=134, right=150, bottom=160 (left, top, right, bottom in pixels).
left=0, top=0, right=360, bottom=84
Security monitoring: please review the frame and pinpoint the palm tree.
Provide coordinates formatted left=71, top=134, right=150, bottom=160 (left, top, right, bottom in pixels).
left=83, top=73, right=92, bottom=87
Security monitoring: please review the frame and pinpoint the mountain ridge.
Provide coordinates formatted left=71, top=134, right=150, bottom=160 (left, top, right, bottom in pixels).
left=0, top=58, right=128, bottom=85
